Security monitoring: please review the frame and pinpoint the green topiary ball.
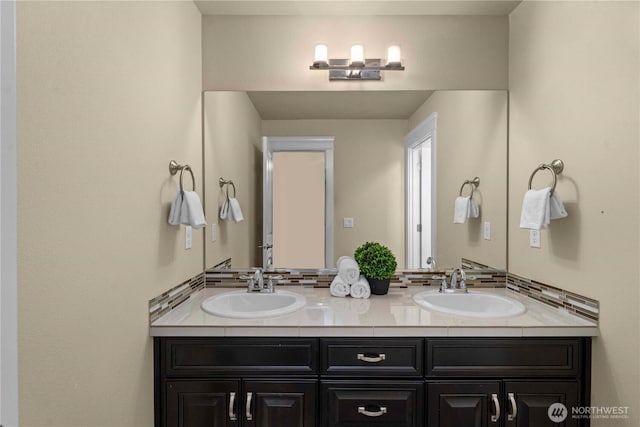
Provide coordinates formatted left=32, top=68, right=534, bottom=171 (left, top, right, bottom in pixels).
left=353, top=242, right=397, bottom=280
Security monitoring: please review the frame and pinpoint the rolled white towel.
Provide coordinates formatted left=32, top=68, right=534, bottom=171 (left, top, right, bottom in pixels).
left=330, top=275, right=350, bottom=298
left=337, top=256, right=360, bottom=284
left=350, top=275, right=371, bottom=299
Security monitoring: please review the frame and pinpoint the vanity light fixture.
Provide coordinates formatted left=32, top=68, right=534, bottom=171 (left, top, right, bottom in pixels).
left=310, top=44, right=405, bottom=81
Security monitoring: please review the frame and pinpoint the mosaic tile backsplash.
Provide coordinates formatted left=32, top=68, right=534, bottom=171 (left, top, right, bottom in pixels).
left=149, top=258, right=599, bottom=324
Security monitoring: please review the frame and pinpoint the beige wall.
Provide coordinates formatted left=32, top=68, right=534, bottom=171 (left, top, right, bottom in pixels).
left=409, top=91, right=508, bottom=269
left=509, top=1, right=639, bottom=425
left=202, top=15, right=508, bottom=91
left=204, top=91, right=262, bottom=268
left=17, top=2, right=202, bottom=426
left=273, top=152, right=325, bottom=268
left=263, top=120, right=406, bottom=266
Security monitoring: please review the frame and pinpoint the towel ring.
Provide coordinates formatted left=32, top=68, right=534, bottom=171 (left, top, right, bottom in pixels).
left=219, top=178, right=236, bottom=199
left=179, top=166, right=195, bottom=193
left=169, top=160, right=196, bottom=193
left=528, top=159, right=564, bottom=194
left=459, top=177, right=480, bottom=198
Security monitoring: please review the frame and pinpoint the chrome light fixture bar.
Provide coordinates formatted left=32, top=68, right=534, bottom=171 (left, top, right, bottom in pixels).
left=310, top=44, right=405, bottom=81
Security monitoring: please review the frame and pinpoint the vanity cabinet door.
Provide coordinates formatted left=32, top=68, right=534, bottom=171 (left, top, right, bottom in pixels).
left=165, top=380, right=240, bottom=427
left=504, top=381, right=579, bottom=427
left=243, top=380, right=317, bottom=427
left=426, top=381, right=501, bottom=427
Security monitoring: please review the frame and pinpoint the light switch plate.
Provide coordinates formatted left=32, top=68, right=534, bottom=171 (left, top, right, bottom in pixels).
left=483, top=221, right=491, bottom=240
left=211, top=224, right=217, bottom=242
left=343, top=217, right=354, bottom=228
left=529, top=229, right=541, bottom=248
left=185, top=226, right=192, bottom=249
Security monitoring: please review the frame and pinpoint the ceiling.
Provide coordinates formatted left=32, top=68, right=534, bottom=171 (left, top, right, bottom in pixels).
left=246, top=90, right=434, bottom=120
left=194, top=0, right=522, bottom=16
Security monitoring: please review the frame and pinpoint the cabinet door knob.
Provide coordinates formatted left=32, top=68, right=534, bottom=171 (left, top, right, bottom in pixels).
left=229, top=392, right=237, bottom=421
left=358, top=406, right=387, bottom=417
left=507, top=392, right=518, bottom=421
left=357, top=353, right=386, bottom=363
left=491, top=393, right=501, bottom=422
left=245, top=392, right=253, bottom=421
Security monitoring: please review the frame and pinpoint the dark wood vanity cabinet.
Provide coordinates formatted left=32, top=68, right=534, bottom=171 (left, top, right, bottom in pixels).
left=155, top=337, right=590, bottom=427
left=156, top=338, right=318, bottom=427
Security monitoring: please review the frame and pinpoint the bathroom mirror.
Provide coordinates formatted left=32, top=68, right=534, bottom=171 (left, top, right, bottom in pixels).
left=203, top=90, right=507, bottom=272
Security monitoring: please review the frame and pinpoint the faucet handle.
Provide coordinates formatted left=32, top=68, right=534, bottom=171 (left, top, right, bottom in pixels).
left=432, top=275, right=448, bottom=291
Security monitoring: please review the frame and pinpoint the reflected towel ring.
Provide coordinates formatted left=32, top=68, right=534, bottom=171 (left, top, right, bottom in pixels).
left=528, top=159, right=564, bottom=194
left=459, top=177, right=480, bottom=198
left=219, top=178, right=236, bottom=199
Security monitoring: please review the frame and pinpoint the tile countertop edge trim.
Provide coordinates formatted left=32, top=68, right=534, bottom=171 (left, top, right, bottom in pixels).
left=149, top=325, right=599, bottom=338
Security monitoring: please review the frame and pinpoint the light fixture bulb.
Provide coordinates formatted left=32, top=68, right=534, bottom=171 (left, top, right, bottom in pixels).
left=350, top=44, right=364, bottom=66
left=386, top=45, right=402, bottom=66
left=314, top=44, right=328, bottom=66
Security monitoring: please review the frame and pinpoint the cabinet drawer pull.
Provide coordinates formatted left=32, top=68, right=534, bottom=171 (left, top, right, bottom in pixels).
left=246, top=392, right=253, bottom=421
left=507, top=392, right=517, bottom=421
left=229, top=392, right=237, bottom=421
left=358, top=406, right=387, bottom=417
left=357, top=353, right=386, bottom=363
left=491, top=393, right=500, bottom=423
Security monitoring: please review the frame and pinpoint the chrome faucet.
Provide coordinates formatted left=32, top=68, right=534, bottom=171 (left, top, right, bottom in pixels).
left=243, top=268, right=280, bottom=293
left=436, top=268, right=468, bottom=293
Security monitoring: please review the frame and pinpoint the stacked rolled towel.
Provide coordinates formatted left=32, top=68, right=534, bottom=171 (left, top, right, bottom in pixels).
left=350, top=275, right=371, bottom=299
left=336, top=256, right=360, bottom=284
left=168, top=191, right=207, bottom=229
left=330, top=275, right=350, bottom=298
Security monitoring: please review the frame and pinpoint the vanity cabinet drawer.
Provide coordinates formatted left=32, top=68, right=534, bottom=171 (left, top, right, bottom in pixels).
left=321, top=381, right=423, bottom=427
left=321, top=339, right=423, bottom=377
left=426, top=338, right=583, bottom=378
left=162, top=337, right=318, bottom=377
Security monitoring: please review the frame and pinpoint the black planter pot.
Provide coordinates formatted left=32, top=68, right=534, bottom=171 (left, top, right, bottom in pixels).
left=366, top=277, right=391, bottom=295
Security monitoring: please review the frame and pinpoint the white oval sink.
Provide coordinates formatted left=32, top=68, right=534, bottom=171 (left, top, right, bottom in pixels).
left=413, top=291, right=526, bottom=318
left=201, top=290, right=306, bottom=319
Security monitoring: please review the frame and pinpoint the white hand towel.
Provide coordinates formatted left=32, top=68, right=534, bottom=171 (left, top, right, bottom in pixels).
left=519, top=187, right=551, bottom=230
left=182, top=191, right=207, bottom=229
left=350, top=275, right=371, bottom=299
left=549, top=191, right=568, bottom=220
left=453, top=196, right=470, bottom=224
left=228, top=198, right=244, bottom=222
left=337, top=256, right=360, bottom=284
left=220, top=199, right=230, bottom=220
left=469, top=198, right=480, bottom=218
left=168, top=191, right=183, bottom=225
left=330, top=275, right=350, bottom=298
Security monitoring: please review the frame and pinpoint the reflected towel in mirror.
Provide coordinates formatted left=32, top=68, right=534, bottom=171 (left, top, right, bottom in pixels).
left=453, top=196, right=479, bottom=224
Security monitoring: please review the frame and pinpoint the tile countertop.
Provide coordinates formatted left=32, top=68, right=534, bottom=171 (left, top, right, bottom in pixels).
left=149, top=286, right=598, bottom=338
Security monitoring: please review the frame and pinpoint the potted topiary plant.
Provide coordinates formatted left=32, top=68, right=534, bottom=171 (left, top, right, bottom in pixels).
left=353, top=241, right=398, bottom=295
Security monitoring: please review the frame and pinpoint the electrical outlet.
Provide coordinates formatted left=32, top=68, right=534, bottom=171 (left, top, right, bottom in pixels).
left=483, top=221, right=491, bottom=240
left=185, top=226, right=192, bottom=249
left=211, top=224, right=217, bottom=242
left=529, top=229, right=541, bottom=248
left=343, top=217, right=354, bottom=228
